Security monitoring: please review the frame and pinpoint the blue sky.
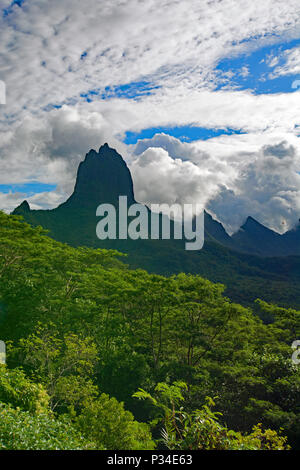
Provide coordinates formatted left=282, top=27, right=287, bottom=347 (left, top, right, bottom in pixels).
left=1, top=0, right=300, bottom=229
left=81, top=81, right=160, bottom=103
left=124, top=126, right=246, bottom=145
left=46, top=37, right=300, bottom=146
left=122, top=39, right=300, bottom=144
left=4, top=34, right=300, bottom=187
left=215, top=38, right=300, bottom=94
left=0, top=182, right=56, bottom=196
left=3, top=0, right=25, bottom=17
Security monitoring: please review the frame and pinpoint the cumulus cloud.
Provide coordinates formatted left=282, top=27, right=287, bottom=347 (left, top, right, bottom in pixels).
left=211, top=140, right=300, bottom=233
left=0, top=105, right=128, bottom=195
left=132, top=136, right=300, bottom=233
left=0, top=0, right=300, bottom=232
left=131, top=146, right=224, bottom=211
left=0, top=189, right=66, bottom=213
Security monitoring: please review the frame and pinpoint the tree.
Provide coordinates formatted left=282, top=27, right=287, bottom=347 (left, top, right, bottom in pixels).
left=134, top=382, right=290, bottom=450
left=16, top=325, right=98, bottom=412
left=0, top=403, right=95, bottom=450
left=0, top=364, right=49, bottom=413
left=76, top=393, right=155, bottom=450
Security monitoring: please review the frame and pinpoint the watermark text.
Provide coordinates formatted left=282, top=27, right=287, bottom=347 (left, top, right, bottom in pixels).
left=96, top=196, right=204, bottom=251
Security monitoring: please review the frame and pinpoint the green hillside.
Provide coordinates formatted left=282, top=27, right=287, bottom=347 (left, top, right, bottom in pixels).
left=0, top=212, right=299, bottom=450
left=13, top=201, right=300, bottom=309
left=12, top=144, right=300, bottom=310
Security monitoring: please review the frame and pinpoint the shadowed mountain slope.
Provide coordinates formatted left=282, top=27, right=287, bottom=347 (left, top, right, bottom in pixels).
left=12, top=144, right=300, bottom=308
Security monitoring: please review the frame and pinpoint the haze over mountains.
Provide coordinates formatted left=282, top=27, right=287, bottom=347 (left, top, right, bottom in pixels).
left=12, top=143, right=300, bottom=308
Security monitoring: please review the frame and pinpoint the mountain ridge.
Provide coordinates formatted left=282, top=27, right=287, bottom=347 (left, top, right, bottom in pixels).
left=13, top=143, right=299, bottom=257
left=11, top=143, right=300, bottom=308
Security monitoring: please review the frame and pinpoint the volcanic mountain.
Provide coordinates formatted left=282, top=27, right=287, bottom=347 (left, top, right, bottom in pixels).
left=12, top=143, right=300, bottom=308
left=230, top=216, right=300, bottom=257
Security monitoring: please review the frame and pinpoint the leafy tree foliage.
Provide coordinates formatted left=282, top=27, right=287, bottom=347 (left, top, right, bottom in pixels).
left=134, top=382, right=290, bottom=450
left=77, top=393, right=155, bottom=450
left=0, top=212, right=299, bottom=449
left=0, top=403, right=95, bottom=450
left=0, top=365, right=49, bottom=413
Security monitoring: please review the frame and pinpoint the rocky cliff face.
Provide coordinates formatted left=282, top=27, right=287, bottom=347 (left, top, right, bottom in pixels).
left=60, top=143, right=136, bottom=210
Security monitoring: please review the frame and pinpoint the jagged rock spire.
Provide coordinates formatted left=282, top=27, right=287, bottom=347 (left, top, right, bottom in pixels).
left=60, top=143, right=136, bottom=209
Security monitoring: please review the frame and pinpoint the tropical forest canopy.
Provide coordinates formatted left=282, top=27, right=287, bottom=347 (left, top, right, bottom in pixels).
left=0, top=212, right=299, bottom=450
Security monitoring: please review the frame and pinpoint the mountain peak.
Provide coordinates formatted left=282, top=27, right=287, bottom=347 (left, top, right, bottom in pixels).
left=100, top=142, right=110, bottom=151
left=231, top=214, right=284, bottom=256
left=59, top=143, right=136, bottom=209
left=85, top=148, right=98, bottom=157
left=12, top=200, right=31, bottom=215
left=241, top=216, right=272, bottom=233
left=243, top=216, right=261, bottom=226
left=98, top=143, right=120, bottom=158
left=84, top=144, right=117, bottom=161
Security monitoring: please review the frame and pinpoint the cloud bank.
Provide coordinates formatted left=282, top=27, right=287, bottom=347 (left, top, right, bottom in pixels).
left=0, top=0, right=300, bottom=232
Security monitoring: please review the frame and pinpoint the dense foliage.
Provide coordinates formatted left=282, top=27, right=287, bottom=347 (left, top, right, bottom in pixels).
left=134, top=382, right=290, bottom=450
left=0, top=402, right=95, bottom=450
left=17, top=201, right=300, bottom=309
left=0, top=212, right=299, bottom=450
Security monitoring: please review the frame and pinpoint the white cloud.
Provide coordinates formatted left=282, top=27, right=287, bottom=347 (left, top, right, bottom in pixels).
left=132, top=135, right=300, bottom=233
left=1, top=0, right=300, bottom=118
left=0, top=189, right=66, bottom=213
left=1, top=0, right=300, bottom=232
left=269, top=45, right=300, bottom=77
left=130, top=146, right=227, bottom=211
